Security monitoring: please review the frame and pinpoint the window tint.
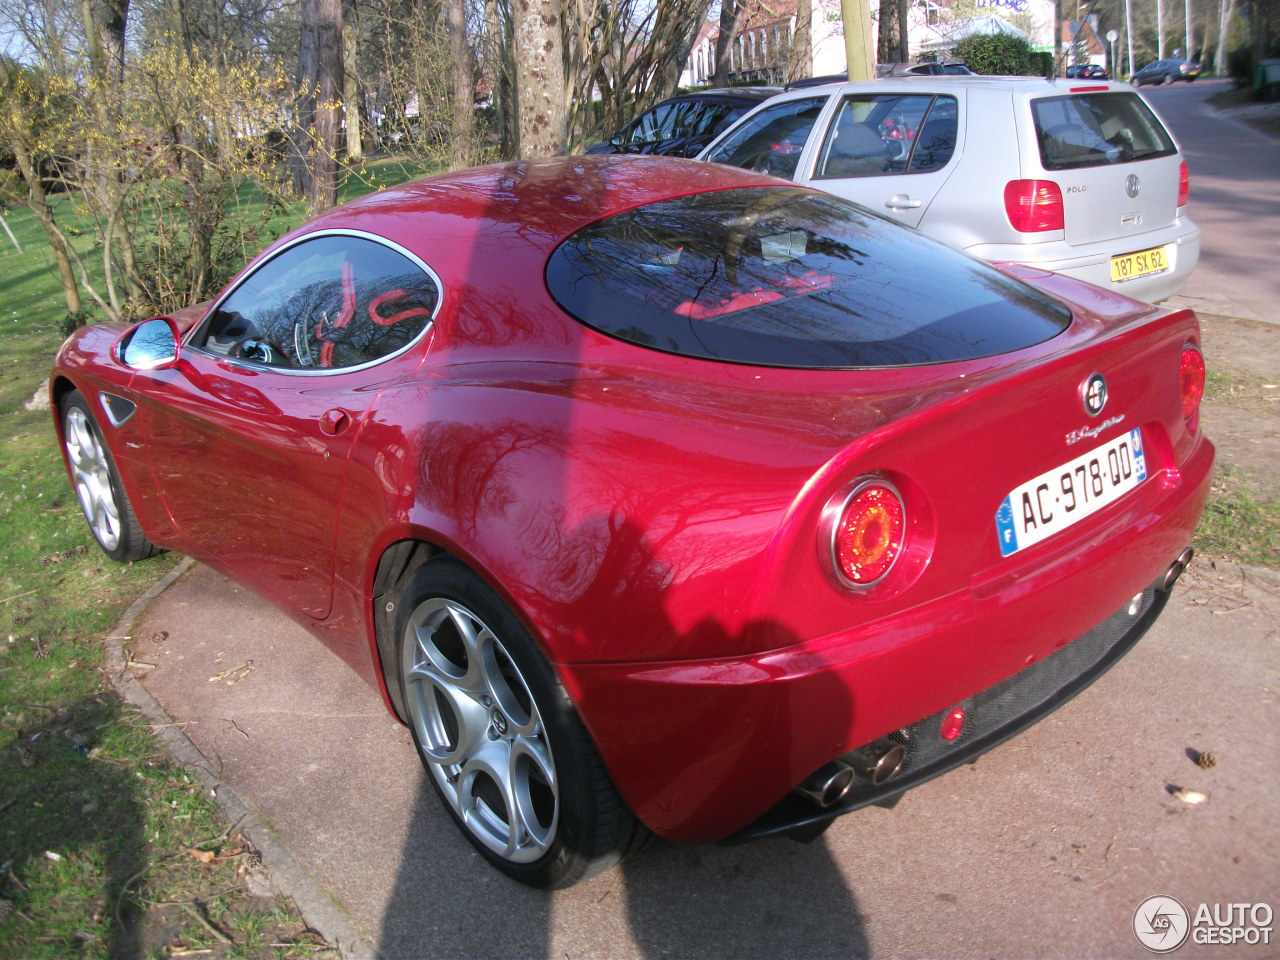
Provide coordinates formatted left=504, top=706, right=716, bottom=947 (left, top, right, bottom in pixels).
left=704, top=97, right=826, bottom=179
left=813, top=94, right=955, bottom=179
left=546, top=187, right=1070, bottom=369
left=629, top=102, right=679, bottom=145
left=196, top=235, right=438, bottom=370
left=1032, top=93, right=1176, bottom=170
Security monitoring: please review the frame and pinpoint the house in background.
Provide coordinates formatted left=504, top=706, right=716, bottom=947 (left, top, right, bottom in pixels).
left=681, top=0, right=1056, bottom=86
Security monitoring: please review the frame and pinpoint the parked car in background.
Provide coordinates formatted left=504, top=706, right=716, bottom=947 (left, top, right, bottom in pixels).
left=1131, top=58, right=1201, bottom=85
left=53, top=154, right=1211, bottom=889
left=586, top=88, right=779, bottom=157
left=1066, top=63, right=1109, bottom=79
left=701, top=76, right=1200, bottom=302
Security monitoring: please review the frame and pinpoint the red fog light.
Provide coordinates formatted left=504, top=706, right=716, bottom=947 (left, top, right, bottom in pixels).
left=940, top=707, right=966, bottom=741
left=834, top=481, right=905, bottom=586
left=1180, top=345, right=1205, bottom=423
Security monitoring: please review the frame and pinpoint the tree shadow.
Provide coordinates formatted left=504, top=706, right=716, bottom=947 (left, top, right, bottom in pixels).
left=0, top=695, right=146, bottom=958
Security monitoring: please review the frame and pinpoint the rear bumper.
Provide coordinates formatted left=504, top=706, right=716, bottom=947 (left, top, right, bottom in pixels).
left=562, top=434, right=1214, bottom=845
left=964, top=217, right=1201, bottom=303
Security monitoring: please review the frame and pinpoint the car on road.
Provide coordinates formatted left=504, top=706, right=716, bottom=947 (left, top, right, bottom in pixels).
left=585, top=88, right=779, bottom=158
left=1131, top=58, right=1202, bottom=85
left=700, top=76, right=1201, bottom=302
left=1066, top=63, right=1109, bottom=79
left=52, top=155, right=1213, bottom=889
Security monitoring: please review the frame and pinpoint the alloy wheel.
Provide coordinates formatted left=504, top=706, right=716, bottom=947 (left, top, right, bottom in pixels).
left=64, top=406, right=122, bottom=552
left=402, top=597, right=558, bottom=864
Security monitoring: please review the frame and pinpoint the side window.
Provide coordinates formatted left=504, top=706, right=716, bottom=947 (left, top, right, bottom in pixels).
left=196, top=235, right=438, bottom=371
left=628, top=103, right=677, bottom=145
left=909, top=96, right=959, bottom=172
left=703, top=97, right=827, bottom=180
left=813, top=94, right=954, bottom=179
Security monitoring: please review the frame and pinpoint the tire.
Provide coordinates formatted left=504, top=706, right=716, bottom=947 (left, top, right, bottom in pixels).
left=395, top=557, right=647, bottom=888
left=60, top=390, right=160, bottom=563
left=1162, top=73, right=1174, bottom=85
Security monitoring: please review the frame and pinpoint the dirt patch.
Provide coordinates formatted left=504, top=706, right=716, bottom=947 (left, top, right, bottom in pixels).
left=1198, top=314, right=1280, bottom=491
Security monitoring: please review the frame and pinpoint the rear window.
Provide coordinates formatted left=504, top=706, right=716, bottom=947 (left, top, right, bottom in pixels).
left=546, top=187, right=1071, bottom=369
left=1032, top=93, right=1176, bottom=171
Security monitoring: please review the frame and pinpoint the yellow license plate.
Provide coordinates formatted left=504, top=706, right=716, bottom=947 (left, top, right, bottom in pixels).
left=1110, top=245, right=1171, bottom=283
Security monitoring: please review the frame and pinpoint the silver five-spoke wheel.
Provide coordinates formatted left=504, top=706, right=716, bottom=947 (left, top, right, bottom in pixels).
left=403, top=597, right=558, bottom=864
left=64, top=405, right=123, bottom=553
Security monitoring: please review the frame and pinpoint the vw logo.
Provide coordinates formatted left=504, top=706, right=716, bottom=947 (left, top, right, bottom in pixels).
left=1082, top=372, right=1108, bottom=416
left=1126, top=174, right=1141, bottom=199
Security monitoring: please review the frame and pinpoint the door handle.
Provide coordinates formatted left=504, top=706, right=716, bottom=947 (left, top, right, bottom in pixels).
left=320, top=408, right=349, bottom=436
left=885, top=195, right=923, bottom=210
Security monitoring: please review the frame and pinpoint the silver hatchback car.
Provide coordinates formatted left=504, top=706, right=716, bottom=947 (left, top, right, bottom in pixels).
left=700, top=76, right=1199, bottom=302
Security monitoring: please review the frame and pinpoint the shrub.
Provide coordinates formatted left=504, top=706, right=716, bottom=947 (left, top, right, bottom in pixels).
left=953, top=34, right=1034, bottom=75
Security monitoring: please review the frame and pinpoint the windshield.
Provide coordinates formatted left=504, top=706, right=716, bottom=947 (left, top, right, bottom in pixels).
left=546, top=187, right=1071, bottom=369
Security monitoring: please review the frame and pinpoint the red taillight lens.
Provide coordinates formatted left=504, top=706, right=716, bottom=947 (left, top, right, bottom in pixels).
left=1178, top=161, right=1190, bottom=207
left=834, top=482, right=905, bottom=586
left=1004, top=179, right=1065, bottom=232
left=1180, top=345, right=1205, bottom=422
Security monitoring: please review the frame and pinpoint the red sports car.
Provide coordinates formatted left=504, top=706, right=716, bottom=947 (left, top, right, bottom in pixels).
left=51, top=155, right=1213, bottom=889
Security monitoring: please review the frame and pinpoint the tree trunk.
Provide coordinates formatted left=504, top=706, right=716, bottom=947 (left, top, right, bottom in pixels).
left=1214, top=0, right=1234, bottom=76
left=308, top=0, right=343, bottom=213
left=712, top=0, right=745, bottom=87
left=877, top=0, right=899, bottom=62
left=896, top=0, right=909, bottom=62
left=512, top=0, right=567, bottom=158
left=290, top=1, right=319, bottom=197
left=11, top=141, right=83, bottom=318
left=788, top=0, right=813, bottom=81
left=448, top=0, right=477, bottom=168
left=343, top=14, right=362, bottom=161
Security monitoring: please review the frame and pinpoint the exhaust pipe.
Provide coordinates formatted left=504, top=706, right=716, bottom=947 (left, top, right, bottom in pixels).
left=793, top=760, right=856, bottom=808
left=1161, top=547, right=1195, bottom=592
left=844, top=739, right=906, bottom=786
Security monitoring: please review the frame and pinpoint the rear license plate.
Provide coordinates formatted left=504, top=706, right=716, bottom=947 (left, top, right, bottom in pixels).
left=1110, top=245, right=1170, bottom=283
left=995, top=428, right=1147, bottom=557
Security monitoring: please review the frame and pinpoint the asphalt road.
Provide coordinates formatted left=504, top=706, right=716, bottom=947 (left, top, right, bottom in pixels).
left=1150, top=79, right=1280, bottom=325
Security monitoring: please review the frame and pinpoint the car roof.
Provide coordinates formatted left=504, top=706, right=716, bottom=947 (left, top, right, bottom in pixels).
left=767, top=75, right=1136, bottom=98
left=659, top=87, right=782, bottom=105
left=280, top=155, right=787, bottom=265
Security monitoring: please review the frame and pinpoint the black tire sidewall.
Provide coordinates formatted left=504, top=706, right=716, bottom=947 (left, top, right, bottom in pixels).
left=393, top=557, right=624, bottom=889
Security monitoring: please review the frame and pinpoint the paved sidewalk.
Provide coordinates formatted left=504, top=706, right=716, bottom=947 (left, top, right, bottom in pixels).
left=117, top=559, right=1279, bottom=959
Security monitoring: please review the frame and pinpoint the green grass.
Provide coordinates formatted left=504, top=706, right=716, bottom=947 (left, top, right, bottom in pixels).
left=1194, top=468, right=1280, bottom=568
left=0, top=156, right=441, bottom=957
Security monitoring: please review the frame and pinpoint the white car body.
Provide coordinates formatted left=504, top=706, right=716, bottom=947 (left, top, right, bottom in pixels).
left=699, top=76, right=1200, bottom=303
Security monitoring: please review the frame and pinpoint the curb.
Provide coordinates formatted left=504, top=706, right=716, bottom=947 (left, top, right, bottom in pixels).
left=104, top=557, right=377, bottom=960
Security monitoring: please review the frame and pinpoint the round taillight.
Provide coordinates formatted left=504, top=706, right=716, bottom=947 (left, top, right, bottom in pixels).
left=834, top=481, right=905, bottom=586
left=1180, top=345, right=1205, bottom=422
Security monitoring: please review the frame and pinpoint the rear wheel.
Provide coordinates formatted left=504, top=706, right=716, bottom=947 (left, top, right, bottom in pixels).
left=1162, top=73, right=1174, bottom=84
left=61, top=391, right=159, bottom=563
left=395, top=557, right=646, bottom=888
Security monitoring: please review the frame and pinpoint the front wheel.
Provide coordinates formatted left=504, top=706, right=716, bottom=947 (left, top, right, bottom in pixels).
left=395, top=557, right=646, bottom=888
left=61, top=390, right=159, bottom=563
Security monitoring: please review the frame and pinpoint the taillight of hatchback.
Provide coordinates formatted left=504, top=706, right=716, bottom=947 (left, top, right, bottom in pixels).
left=1004, top=180, right=1065, bottom=232
left=1178, top=162, right=1189, bottom=207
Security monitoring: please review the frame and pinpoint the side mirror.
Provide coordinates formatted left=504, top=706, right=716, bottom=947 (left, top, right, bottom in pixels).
left=609, top=132, right=624, bottom=147
left=117, top=316, right=181, bottom=370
